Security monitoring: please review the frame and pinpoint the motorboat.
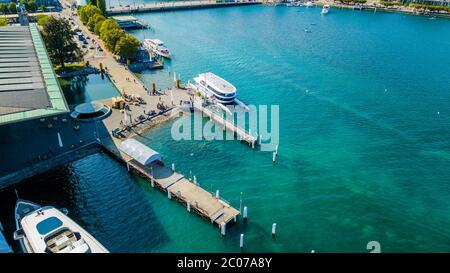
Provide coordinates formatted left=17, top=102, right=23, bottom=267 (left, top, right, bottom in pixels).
left=143, top=38, right=171, bottom=59
left=13, top=200, right=109, bottom=253
left=321, top=4, right=330, bottom=14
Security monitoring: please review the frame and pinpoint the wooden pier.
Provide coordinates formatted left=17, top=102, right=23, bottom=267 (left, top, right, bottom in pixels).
left=101, top=138, right=240, bottom=230
left=192, top=100, right=258, bottom=147
left=107, top=0, right=261, bottom=16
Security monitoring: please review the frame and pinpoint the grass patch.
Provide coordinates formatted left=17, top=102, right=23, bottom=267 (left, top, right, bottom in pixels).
left=54, top=63, right=86, bottom=74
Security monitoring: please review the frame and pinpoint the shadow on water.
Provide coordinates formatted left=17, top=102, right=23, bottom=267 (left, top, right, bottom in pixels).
left=0, top=151, right=172, bottom=253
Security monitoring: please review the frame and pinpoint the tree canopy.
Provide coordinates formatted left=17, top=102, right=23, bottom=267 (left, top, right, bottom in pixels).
left=0, top=18, right=8, bottom=26
left=97, top=0, right=106, bottom=16
left=41, top=16, right=82, bottom=68
left=114, top=34, right=141, bottom=60
left=0, top=3, right=8, bottom=14
left=36, top=14, right=49, bottom=26
left=87, top=13, right=105, bottom=31
left=8, top=2, right=17, bottom=14
left=79, top=5, right=102, bottom=24
left=79, top=5, right=142, bottom=61
left=101, top=26, right=123, bottom=52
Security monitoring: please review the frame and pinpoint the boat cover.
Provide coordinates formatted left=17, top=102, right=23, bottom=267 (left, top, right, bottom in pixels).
left=119, top=139, right=161, bottom=166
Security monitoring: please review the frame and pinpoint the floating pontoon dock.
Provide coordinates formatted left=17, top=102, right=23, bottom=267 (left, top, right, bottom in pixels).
left=101, top=138, right=240, bottom=230
left=192, top=101, right=258, bottom=147
left=107, top=0, right=261, bottom=16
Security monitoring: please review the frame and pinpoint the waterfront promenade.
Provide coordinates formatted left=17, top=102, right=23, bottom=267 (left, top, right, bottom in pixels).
left=107, top=0, right=261, bottom=15
left=62, top=6, right=242, bottom=231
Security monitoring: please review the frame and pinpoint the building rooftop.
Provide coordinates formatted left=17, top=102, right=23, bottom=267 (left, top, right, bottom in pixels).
left=0, top=25, right=69, bottom=126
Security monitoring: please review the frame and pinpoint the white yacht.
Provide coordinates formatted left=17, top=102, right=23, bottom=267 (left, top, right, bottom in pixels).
left=192, top=72, right=237, bottom=104
left=143, top=38, right=171, bottom=59
left=321, top=4, right=330, bottom=14
left=13, top=200, right=109, bottom=253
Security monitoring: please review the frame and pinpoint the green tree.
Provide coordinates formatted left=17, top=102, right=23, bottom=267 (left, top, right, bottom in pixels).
left=97, top=0, right=106, bottom=14
left=41, top=17, right=82, bottom=68
left=8, top=2, right=17, bottom=14
left=28, top=0, right=37, bottom=12
left=101, top=27, right=123, bottom=51
left=0, top=18, right=8, bottom=26
left=0, top=4, right=7, bottom=14
left=94, top=16, right=106, bottom=35
left=19, top=0, right=30, bottom=11
left=97, top=0, right=106, bottom=16
left=88, top=0, right=97, bottom=6
left=87, top=13, right=105, bottom=31
left=114, top=34, right=140, bottom=60
left=36, top=14, right=49, bottom=26
left=99, top=18, right=120, bottom=33
left=79, top=5, right=101, bottom=24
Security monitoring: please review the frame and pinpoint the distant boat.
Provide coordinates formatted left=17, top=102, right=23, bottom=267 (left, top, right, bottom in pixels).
left=143, top=39, right=171, bottom=59
left=287, top=1, right=303, bottom=6
left=321, top=4, right=330, bottom=14
left=13, top=200, right=109, bottom=253
left=305, top=1, right=314, bottom=7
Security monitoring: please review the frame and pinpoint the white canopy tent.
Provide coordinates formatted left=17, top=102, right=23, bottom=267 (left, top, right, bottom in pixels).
left=119, top=139, right=161, bottom=166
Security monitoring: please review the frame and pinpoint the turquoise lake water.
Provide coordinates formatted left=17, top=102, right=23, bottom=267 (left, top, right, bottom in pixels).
left=1, top=6, right=450, bottom=252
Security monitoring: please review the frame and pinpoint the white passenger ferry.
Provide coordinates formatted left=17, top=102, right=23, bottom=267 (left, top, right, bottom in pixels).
left=13, top=200, right=109, bottom=253
left=192, top=72, right=238, bottom=104
left=143, top=38, right=171, bottom=59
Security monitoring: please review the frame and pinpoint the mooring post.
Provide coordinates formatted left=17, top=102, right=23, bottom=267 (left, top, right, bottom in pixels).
left=272, top=223, right=277, bottom=238
left=221, top=223, right=226, bottom=236
left=167, top=190, right=171, bottom=199
left=193, top=175, right=197, bottom=184
left=272, top=151, right=276, bottom=163
left=215, top=190, right=220, bottom=199
left=187, top=202, right=191, bottom=212
left=151, top=178, right=155, bottom=187
left=243, top=206, right=248, bottom=223
left=239, top=192, right=243, bottom=215
left=240, top=234, right=244, bottom=250
left=172, top=163, right=175, bottom=171
left=126, top=162, right=130, bottom=172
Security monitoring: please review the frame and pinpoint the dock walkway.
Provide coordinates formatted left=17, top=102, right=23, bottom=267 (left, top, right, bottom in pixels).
left=101, top=138, right=240, bottom=229
left=107, top=0, right=261, bottom=15
left=193, top=100, right=258, bottom=147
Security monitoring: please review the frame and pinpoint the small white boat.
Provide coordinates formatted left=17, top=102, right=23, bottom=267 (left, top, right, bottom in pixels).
left=143, top=38, right=171, bottom=59
left=321, top=4, right=330, bottom=14
left=13, top=200, right=109, bottom=253
left=192, top=72, right=237, bottom=105
left=305, top=1, right=314, bottom=7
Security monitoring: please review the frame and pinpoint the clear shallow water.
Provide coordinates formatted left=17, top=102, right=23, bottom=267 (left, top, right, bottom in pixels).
left=2, top=6, right=450, bottom=252
left=59, top=74, right=119, bottom=105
